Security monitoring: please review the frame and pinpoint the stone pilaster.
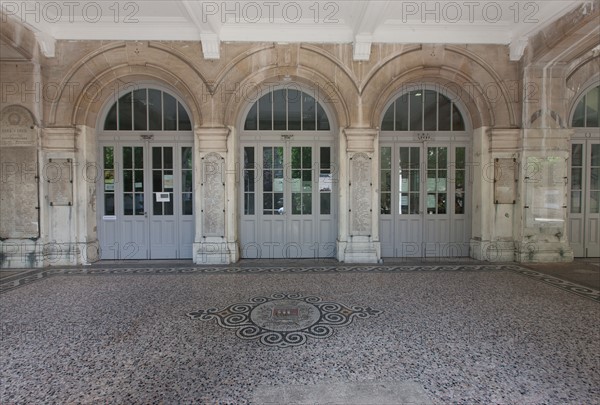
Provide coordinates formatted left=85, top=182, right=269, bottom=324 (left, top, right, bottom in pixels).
left=514, top=128, right=574, bottom=262
left=470, top=128, right=520, bottom=262
left=337, top=128, right=380, bottom=263
left=193, top=127, right=238, bottom=264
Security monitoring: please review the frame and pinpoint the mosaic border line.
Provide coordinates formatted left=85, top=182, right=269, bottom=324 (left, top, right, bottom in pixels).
left=508, top=267, right=600, bottom=303
left=1, top=264, right=598, bottom=303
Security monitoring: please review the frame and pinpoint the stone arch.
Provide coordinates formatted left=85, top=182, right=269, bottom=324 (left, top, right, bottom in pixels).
left=368, top=70, right=491, bottom=131
left=72, top=69, right=202, bottom=129
left=361, top=45, right=518, bottom=130
left=48, top=41, right=209, bottom=128
left=222, top=68, right=350, bottom=130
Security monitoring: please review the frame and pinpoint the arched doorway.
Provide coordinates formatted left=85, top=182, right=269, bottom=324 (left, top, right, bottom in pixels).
left=569, top=83, right=599, bottom=257
left=379, top=85, right=472, bottom=258
left=97, top=86, right=195, bottom=259
left=239, top=84, right=337, bottom=259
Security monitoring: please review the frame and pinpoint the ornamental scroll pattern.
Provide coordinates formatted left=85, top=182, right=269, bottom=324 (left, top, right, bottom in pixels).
left=350, top=152, right=372, bottom=235
left=201, top=153, right=225, bottom=237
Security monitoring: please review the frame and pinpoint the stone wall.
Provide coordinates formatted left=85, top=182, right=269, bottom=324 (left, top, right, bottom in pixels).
left=1, top=3, right=598, bottom=266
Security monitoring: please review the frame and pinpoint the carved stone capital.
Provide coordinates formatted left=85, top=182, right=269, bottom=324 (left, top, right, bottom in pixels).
left=196, top=127, right=230, bottom=152
left=343, top=128, right=378, bottom=153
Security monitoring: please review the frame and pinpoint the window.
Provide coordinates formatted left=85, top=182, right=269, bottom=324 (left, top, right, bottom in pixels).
left=381, top=89, right=465, bottom=131
left=572, top=85, right=600, bottom=128
left=104, top=88, right=192, bottom=131
left=244, top=88, right=331, bottom=131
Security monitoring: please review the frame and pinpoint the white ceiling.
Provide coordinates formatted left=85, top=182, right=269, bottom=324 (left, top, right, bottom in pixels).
left=0, top=0, right=585, bottom=60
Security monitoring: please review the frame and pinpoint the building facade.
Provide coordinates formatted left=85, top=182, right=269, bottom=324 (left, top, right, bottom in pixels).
left=1, top=3, right=599, bottom=267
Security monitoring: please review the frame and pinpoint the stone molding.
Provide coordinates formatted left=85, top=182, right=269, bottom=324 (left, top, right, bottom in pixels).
left=196, top=127, right=230, bottom=152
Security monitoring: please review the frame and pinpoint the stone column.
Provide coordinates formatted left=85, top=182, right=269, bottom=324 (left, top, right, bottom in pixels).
left=337, top=128, right=380, bottom=263
left=514, top=129, right=574, bottom=262
left=193, top=127, right=238, bottom=264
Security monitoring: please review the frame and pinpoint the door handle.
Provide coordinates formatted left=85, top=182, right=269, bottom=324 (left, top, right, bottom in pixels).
left=278, top=207, right=285, bottom=215
left=144, top=211, right=148, bottom=218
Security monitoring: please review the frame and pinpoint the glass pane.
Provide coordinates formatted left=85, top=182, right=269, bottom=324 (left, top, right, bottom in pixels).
left=381, top=147, right=391, bottom=169
left=275, top=193, right=284, bottom=212
left=133, top=89, right=147, bottom=131
left=592, top=144, right=600, bottom=167
left=182, top=147, right=192, bottom=169
left=317, top=103, right=330, bottom=130
left=438, top=94, right=451, bottom=131
left=585, top=86, right=599, bottom=128
left=292, top=147, right=301, bottom=169
left=134, top=170, right=143, bottom=191
left=438, top=194, right=447, bottom=214
left=178, top=103, right=192, bottom=130
left=591, top=167, right=600, bottom=190
left=424, top=90, right=437, bottom=131
left=302, top=193, right=312, bottom=215
left=274, top=147, right=284, bottom=169
left=321, top=193, right=331, bottom=215
left=455, top=191, right=465, bottom=214
left=382, top=171, right=391, bottom=192
left=124, top=194, right=133, bottom=215
left=259, top=93, right=272, bottom=130
left=590, top=190, right=599, bottom=213
left=264, top=147, right=273, bottom=169
left=273, top=89, right=287, bottom=130
left=123, top=147, right=132, bottom=168
left=438, top=147, right=447, bottom=167
left=104, top=147, right=114, bottom=169
left=321, top=147, right=331, bottom=169
left=438, top=170, right=447, bottom=192
left=288, top=89, right=301, bottom=130
left=164, top=147, right=173, bottom=169
left=135, top=194, right=144, bottom=215
left=153, top=171, right=162, bottom=192
left=302, top=93, right=316, bottom=130
left=164, top=196, right=173, bottom=215
left=244, top=147, right=255, bottom=168
left=570, top=191, right=582, bottom=214
left=134, top=147, right=143, bottom=169
left=245, top=170, right=255, bottom=193
left=428, top=148, right=436, bottom=169
left=409, top=193, right=420, bottom=214
left=154, top=197, right=163, bottom=215
left=399, top=147, right=409, bottom=169
left=572, top=97, right=585, bottom=127
left=452, top=104, right=465, bottom=131
left=381, top=104, right=394, bottom=131
left=244, top=193, right=255, bottom=215
left=292, top=194, right=301, bottom=214
left=183, top=194, right=193, bottom=215
left=163, top=93, right=177, bottom=130
left=184, top=189, right=196, bottom=214
left=410, top=147, right=420, bottom=167
left=409, top=91, right=423, bottom=131
left=153, top=147, right=162, bottom=169
left=245, top=103, right=258, bottom=130
left=164, top=170, right=174, bottom=191
left=427, top=171, right=436, bottom=192
left=302, top=147, right=311, bottom=168
left=410, top=170, right=420, bottom=191
left=104, top=103, right=117, bottom=130
left=381, top=193, right=391, bottom=214
left=456, top=147, right=465, bottom=168
left=183, top=171, right=193, bottom=192
left=572, top=168, right=582, bottom=189
left=396, top=94, right=409, bottom=131
left=148, top=89, right=162, bottom=130
left=118, top=92, right=132, bottom=130
left=104, top=194, right=115, bottom=216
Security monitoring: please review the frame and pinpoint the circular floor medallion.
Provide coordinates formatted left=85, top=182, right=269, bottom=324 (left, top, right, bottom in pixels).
left=187, top=293, right=382, bottom=347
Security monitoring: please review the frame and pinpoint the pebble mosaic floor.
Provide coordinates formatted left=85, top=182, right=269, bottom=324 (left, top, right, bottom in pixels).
left=1, top=262, right=599, bottom=404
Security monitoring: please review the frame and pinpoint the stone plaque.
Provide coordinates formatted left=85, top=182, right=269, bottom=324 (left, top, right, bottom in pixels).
left=350, top=153, right=372, bottom=235
left=494, top=158, right=517, bottom=204
left=524, top=156, right=567, bottom=228
left=0, top=106, right=39, bottom=239
left=201, top=153, right=225, bottom=237
left=47, top=158, right=73, bottom=206
left=1, top=105, right=36, bottom=147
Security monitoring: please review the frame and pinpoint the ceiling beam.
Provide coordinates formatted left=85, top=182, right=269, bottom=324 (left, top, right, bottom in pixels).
left=352, top=1, right=390, bottom=61
left=181, top=0, right=220, bottom=59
